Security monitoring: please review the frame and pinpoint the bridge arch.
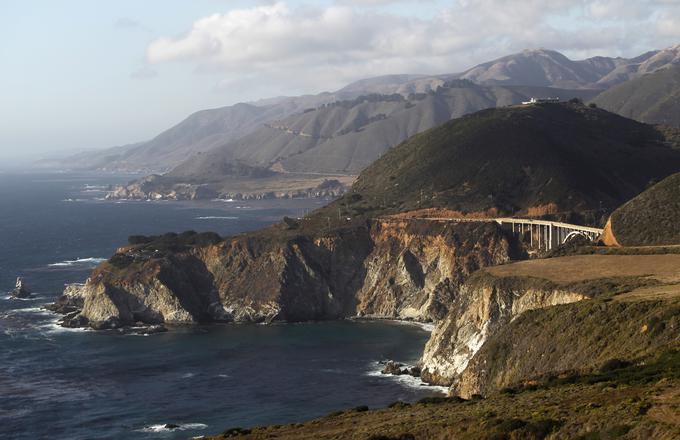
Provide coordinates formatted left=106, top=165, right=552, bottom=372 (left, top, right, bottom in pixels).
left=562, top=230, right=592, bottom=244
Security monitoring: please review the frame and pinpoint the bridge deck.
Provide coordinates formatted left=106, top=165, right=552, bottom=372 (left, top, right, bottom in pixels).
left=378, top=216, right=603, bottom=250
left=380, top=216, right=603, bottom=234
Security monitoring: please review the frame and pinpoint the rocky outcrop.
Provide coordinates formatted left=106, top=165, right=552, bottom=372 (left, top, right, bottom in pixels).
left=51, top=219, right=519, bottom=330
left=105, top=175, right=219, bottom=201
left=600, top=217, right=621, bottom=247
left=106, top=176, right=348, bottom=201
left=420, top=273, right=588, bottom=391
left=356, top=219, right=520, bottom=321
left=10, top=277, right=31, bottom=299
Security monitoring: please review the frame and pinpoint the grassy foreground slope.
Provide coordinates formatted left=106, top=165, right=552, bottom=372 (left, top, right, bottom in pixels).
left=209, top=349, right=680, bottom=439
left=208, top=253, right=680, bottom=439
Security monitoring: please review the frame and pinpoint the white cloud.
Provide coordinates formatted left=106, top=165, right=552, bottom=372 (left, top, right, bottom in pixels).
left=145, top=1, right=680, bottom=94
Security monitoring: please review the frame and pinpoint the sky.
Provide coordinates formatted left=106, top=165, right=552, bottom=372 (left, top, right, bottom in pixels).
left=1, top=0, right=679, bottom=162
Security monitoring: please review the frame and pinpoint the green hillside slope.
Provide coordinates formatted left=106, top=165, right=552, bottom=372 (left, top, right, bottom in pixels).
left=606, top=171, right=680, bottom=246
left=324, top=101, right=680, bottom=222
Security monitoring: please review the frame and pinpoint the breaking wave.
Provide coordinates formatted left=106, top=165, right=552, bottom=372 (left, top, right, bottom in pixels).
left=137, top=423, right=208, bottom=433
left=366, top=362, right=448, bottom=394
left=48, top=257, right=107, bottom=268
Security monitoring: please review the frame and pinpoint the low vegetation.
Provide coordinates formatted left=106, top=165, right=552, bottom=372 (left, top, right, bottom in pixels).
left=108, top=231, right=222, bottom=268
left=608, top=171, right=680, bottom=246
left=592, top=65, right=680, bottom=128
left=208, top=348, right=680, bottom=439
left=319, top=102, right=680, bottom=224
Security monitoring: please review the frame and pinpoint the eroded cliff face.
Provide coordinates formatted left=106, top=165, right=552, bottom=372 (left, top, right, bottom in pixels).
left=356, top=219, right=518, bottom=321
left=54, top=219, right=519, bottom=330
left=420, top=273, right=588, bottom=392
left=453, top=297, right=680, bottom=398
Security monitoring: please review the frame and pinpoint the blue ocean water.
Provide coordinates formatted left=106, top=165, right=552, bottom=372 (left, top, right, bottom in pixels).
left=0, top=172, right=443, bottom=440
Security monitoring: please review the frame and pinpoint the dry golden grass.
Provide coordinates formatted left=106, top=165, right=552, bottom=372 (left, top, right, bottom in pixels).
left=486, top=254, right=680, bottom=284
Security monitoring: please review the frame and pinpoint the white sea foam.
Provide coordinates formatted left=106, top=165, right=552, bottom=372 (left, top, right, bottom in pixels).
left=366, top=363, right=448, bottom=394
left=39, top=321, right=89, bottom=334
left=353, top=318, right=436, bottom=333
left=195, top=216, right=238, bottom=220
left=48, top=257, right=106, bottom=267
left=181, top=372, right=196, bottom=379
left=3, top=295, right=38, bottom=301
left=212, top=198, right=235, bottom=203
left=5, top=307, right=52, bottom=316
left=216, top=374, right=230, bottom=378
left=138, top=423, right=208, bottom=433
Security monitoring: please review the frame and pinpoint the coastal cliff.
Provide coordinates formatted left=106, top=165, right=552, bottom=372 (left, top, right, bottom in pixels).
left=454, top=296, right=680, bottom=398
left=421, top=254, right=680, bottom=398
left=420, top=273, right=588, bottom=388
left=356, top=219, right=519, bottom=320
left=53, top=220, right=519, bottom=329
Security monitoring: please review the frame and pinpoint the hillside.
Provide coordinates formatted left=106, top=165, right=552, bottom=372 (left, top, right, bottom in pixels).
left=323, top=101, right=680, bottom=222
left=603, top=171, right=680, bottom=246
left=596, top=44, right=680, bottom=87
left=46, top=46, right=676, bottom=175
left=457, top=45, right=679, bottom=90
left=455, top=48, right=627, bottom=89
left=592, top=65, right=680, bottom=127
left=43, top=94, right=344, bottom=173
left=158, top=85, right=598, bottom=180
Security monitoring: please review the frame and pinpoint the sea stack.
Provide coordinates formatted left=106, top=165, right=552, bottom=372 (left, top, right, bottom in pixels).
left=10, top=277, right=31, bottom=299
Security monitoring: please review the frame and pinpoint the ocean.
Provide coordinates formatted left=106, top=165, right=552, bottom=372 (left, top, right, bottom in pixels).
left=0, top=172, right=444, bottom=440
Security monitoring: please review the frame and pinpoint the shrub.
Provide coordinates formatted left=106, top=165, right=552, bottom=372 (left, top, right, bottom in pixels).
left=417, top=396, right=467, bottom=404
left=108, top=253, right=134, bottom=268
left=368, top=435, right=415, bottom=440
left=221, top=427, right=251, bottom=437
left=606, top=424, right=631, bottom=437
left=388, top=401, right=410, bottom=409
left=600, top=359, right=632, bottom=372
left=128, top=235, right=153, bottom=245
left=283, top=216, right=300, bottom=230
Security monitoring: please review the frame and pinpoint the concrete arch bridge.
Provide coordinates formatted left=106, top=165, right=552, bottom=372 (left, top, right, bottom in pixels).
left=382, top=216, right=603, bottom=252
left=494, top=218, right=603, bottom=251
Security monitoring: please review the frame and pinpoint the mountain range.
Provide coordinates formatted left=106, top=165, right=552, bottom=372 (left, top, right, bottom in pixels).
left=45, top=45, right=680, bottom=189
left=593, top=65, right=680, bottom=127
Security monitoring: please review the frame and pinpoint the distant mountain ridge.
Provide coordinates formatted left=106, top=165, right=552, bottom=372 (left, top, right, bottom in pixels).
left=592, top=65, right=680, bottom=128
left=44, top=45, right=680, bottom=175
left=168, top=84, right=599, bottom=178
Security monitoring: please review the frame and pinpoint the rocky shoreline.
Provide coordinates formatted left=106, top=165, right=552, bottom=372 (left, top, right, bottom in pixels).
left=105, top=175, right=349, bottom=201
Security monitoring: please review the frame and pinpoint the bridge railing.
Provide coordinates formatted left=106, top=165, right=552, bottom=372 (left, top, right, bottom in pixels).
left=376, top=216, right=603, bottom=251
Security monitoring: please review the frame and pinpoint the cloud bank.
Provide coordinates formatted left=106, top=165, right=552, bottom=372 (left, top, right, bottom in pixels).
left=145, top=1, right=680, bottom=93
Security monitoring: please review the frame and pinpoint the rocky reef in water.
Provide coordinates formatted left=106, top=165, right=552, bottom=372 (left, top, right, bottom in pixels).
left=105, top=174, right=349, bottom=201
left=49, top=219, right=520, bottom=330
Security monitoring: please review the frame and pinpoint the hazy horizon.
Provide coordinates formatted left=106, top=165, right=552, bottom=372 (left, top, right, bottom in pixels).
left=2, top=0, right=678, bottom=161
